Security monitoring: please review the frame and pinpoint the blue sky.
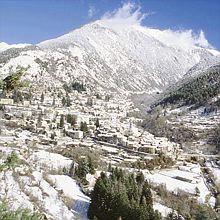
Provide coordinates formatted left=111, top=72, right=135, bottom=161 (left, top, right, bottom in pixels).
left=0, top=0, right=220, bottom=49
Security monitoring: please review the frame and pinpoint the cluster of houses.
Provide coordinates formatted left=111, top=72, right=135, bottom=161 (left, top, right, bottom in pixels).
left=0, top=86, right=183, bottom=165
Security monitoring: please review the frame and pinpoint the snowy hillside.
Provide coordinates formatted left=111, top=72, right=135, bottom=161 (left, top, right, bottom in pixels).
left=0, top=17, right=219, bottom=94
left=38, top=20, right=218, bottom=93
left=0, top=42, right=31, bottom=53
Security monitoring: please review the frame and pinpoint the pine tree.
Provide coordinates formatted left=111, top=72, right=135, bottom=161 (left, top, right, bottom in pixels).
left=195, top=206, right=209, bottom=220
left=88, top=168, right=160, bottom=220
left=88, top=155, right=95, bottom=174
left=37, top=113, right=42, bottom=127
left=95, top=118, right=100, bottom=128
left=71, top=116, right=77, bottom=127
left=87, top=98, right=93, bottom=106
left=52, top=97, right=55, bottom=106
left=12, top=90, right=23, bottom=103
left=67, top=114, right=73, bottom=124
left=41, top=92, right=44, bottom=103
left=59, top=115, right=65, bottom=128
left=80, top=121, right=88, bottom=133
left=141, top=182, right=153, bottom=206
left=62, top=97, right=66, bottom=106
left=66, top=95, right=71, bottom=107
left=136, top=172, right=145, bottom=186
left=107, top=163, right=112, bottom=172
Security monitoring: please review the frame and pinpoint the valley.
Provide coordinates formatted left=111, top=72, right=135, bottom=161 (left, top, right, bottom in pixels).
left=0, top=8, right=220, bottom=220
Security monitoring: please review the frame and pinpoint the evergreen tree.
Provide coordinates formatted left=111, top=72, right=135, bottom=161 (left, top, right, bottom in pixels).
left=52, top=97, right=56, bottom=106
left=12, top=90, right=23, bottom=103
left=3, top=66, right=28, bottom=92
left=95, top=118, right=100, bottom=128
left=62, top=97, right=66, bottom=106
left=66, top=95, right=71, bottom=107
left=41, top=92, right=44, bottom=103
left=87, top=98, right=93, bottom=106
left=195, top=206, right=209, bottom=220
left=88, top=168, right=161, bottom=220
left=80, top=121, right=88, bottom=133
left=37, top=113, right=42, bottom=127
left=59, top=114, right=65, bottom=128
left=105, top=95, right=110, bottom=102
left=71, top=81, right=86, bottom=92
left=88, top=155, right=95, bottom=174
left=67, top=114, right=73, bottom=124
left=66, top=115, right=77, bottom=127
left=0, top=80, right=4, bottom=90
left=136, top=172, right=145, bottom=186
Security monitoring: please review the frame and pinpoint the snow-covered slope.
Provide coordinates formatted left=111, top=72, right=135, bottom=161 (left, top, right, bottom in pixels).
left=0, top=20, right=219, bottom=94
left=0, top=42, right=31, bottom=53
left=38, top=21, right=218, bottom=93
left=185, top=53, right=220, bottom=78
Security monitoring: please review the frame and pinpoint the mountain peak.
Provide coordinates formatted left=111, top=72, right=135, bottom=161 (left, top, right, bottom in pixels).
left=2, top=20, right=219, bottom=95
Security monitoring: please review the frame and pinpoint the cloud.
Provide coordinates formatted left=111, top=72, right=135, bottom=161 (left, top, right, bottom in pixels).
left=145, top=28, right=213, bottom=50
left=99, top=1, right=212, bottom=50
left=196, top=30, right=210, bottom=48
left=101, top=2, right=150, bottom=27
left=88, top=5, right=96, bottom=19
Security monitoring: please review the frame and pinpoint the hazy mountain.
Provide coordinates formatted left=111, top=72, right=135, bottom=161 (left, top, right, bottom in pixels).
left=0, top=42, right=31, bottom=53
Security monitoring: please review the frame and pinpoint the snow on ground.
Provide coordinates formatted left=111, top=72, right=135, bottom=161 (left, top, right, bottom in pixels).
left=206, top=162, right=220, bottom=184
left=49, top=175, right=90, bottom=220
left=212, top=168, right=220, bottom=183
left=0, top=42, right=31, bottom=52
left=178, top=163, right=201, bottom=174
left=49, top=175, right=90, bottom=203
left=29, top=150, right=73, bottom=171
left=20, top=171, right=76, bottom=220
left=145, top=172, right=196, bottom=194
left=86, top=171, right=102, bottom=191
left=209, top=196, right=216, bottom=207
left=144, top=166, right=212, bottom=204
left=153, top=202, right=173, bottom=217
left=0, top=135, right=16, bottom=144
left=0, top=145, right=16, bottom=155
left=159, top=169, right=201, bottom=183
left=16, top=130, right=32, bottom=140
left=0, top=171, right=34, bottom=211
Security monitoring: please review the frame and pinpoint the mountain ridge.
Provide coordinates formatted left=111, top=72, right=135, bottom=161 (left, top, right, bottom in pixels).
left=1, top=21, right=219, bottom=95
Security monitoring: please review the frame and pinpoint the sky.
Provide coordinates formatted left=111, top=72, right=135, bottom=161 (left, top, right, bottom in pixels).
left=0, top=0, right=220, bottom=50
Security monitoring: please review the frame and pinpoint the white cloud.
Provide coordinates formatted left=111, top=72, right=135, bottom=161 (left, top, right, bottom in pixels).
left=144, top=28, right=213, bottom=50
left=99, top=1, right=212, bottom=50
left=88, top=5, right=96, bottom=19
left=101, top=2, right=149, bottom=28
left=196, top=30, right=210, bottom=48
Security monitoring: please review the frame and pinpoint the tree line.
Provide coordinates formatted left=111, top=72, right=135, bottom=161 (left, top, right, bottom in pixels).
left=157, top=66, right=220, bottom=108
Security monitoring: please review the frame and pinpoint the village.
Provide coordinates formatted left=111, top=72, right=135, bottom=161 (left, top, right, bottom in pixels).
left=0, top=83, right=183, bottom=161
left=0, top=84, right=219, bottom=219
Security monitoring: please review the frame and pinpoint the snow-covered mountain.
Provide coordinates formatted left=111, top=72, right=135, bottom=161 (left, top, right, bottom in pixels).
left=0, top=42, right=31, bottom=53
left=0, top=20, right=219, bottom=94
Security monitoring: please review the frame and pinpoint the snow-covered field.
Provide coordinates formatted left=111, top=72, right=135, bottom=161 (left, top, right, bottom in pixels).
left=0, top=147, right=89, bottom=219
left=144, top=164, right=213, bottom=205
left=29, top=150, right=73, bottom=171
left=153, top=202, right=173, bottom=217
left=49, top=175, right=90, bottom=219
